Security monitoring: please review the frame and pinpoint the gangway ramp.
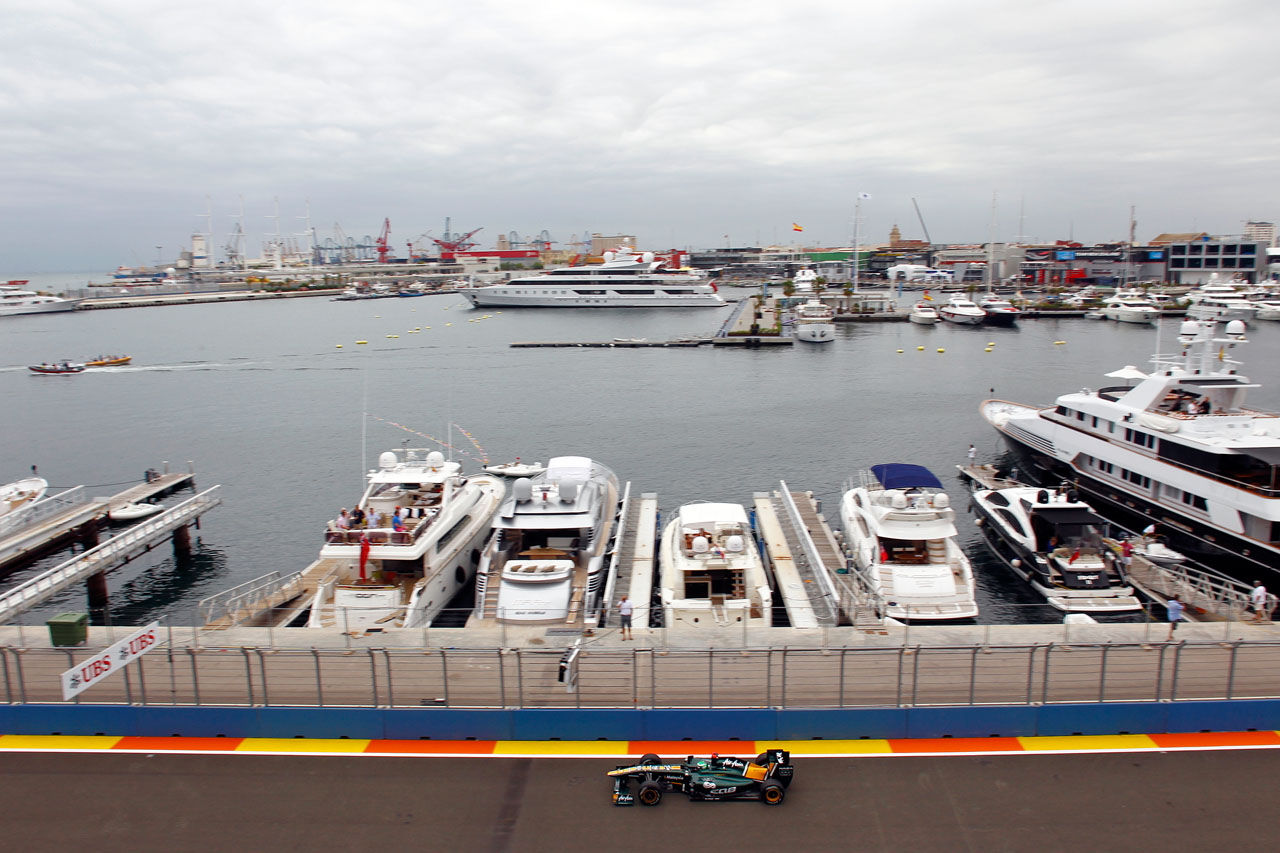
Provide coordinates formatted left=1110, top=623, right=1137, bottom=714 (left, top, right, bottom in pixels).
left=753, top=484, right=841, bottom=628
left=610, top=493, right=658, bottom=629
left=0, top=486, right=221, bottom=624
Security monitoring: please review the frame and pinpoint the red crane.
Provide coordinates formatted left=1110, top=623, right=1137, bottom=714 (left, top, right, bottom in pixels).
left=429, top=217, right=483, bottom=258
left=375, top=218, right=392, bottom=263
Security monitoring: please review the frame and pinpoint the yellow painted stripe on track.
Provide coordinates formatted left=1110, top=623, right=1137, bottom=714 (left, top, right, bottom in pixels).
left=1018, top=734, right=1159, bottom=751
left=235, top=738, right=371, bottom=753
left=492, top=741, right=626, bottom=755
left=766, top=739, right=894, bottom=754
left=0, top=735, right=122, bottom=750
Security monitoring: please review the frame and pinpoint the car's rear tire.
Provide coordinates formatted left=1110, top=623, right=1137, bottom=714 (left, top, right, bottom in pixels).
left=761, top=781, right=785, bottom=805
left=638, top=782, right=662, bottom=806
left=640, top=753, right=661, bottom=765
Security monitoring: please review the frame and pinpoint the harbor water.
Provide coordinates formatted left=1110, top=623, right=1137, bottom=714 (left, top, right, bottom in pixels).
left=4, top=286, right=1278, bottom=626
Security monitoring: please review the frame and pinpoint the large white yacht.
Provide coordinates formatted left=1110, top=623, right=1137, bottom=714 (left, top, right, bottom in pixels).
left=792, top=267, right=819, bottom=292
left=977, top=295, right=1020, bottom=326
left=1185, top=280, right=1257, bottom=323
left=468, top=456, right=621, bottom=625
left=839, top=464, right=979, bottom=621
left=660, top=502, right=772, bottom=627
left=460, top=249, right=724, bottom=308
left=0, top=285, right=77, bottom=316
left=791, top=298, right=836, bottom=342
left=938, top=295, right=986, bottom=325
left=982, top=319, right=1280, bottom=583
left=303, top=449, right=505, bottom=630
left=971, top=484, right=1141, bottom=612
left=1102, top=295, right=1161, bottom=324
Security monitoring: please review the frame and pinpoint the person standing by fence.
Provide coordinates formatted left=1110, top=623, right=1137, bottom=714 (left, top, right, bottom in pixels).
left=1250, top=581, right=1269, bottom=623
left=1166, top=595, right=1184, bottom=640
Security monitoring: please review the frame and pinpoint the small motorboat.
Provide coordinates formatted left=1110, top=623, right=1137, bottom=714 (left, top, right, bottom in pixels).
left=908, top=303, right=941, bottom=324
left=109, top=502, right=164, bottom=522
left=483, top=459, right=547, bottom=477
left=1, top=477, right=47, bottom=519
left=86, top=355, right=132, bottom=367
left=29, top=362, right=86, bottom=374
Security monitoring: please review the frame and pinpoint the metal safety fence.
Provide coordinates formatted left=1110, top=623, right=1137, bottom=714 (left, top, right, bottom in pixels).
left=5, top=640, right=1279, bottom=710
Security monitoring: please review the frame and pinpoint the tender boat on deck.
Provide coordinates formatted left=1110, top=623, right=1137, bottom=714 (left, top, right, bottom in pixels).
left=839, top=464, right=979, bottom=621
left=0, top=477, right=47, bottom=519
left=303, top=449, right=505, bottom=630
left=468, top=456, right=621, bottom=626
left=971, top=484, right=1141, bottom=612
left=483, top=459, right=547, bottom=478
left=660, top=502, right=772, bottom=627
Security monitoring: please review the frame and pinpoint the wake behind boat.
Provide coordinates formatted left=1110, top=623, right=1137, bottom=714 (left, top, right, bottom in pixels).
left=460, top=248, right=724, bottom=308
left=839, top=463, right=979, bottom=621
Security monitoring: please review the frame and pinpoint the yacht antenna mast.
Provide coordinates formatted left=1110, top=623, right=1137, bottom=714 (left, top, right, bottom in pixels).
left=853, top=192, right=869, bottom=293
left=985, top=191, right=997, bottom=293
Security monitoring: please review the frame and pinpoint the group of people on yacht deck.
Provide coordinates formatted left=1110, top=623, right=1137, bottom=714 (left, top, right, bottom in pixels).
left=334, top=506, right=406, bottom=531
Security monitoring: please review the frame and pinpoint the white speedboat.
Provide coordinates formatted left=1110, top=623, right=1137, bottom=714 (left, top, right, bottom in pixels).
left=981, top=319, right=1280, bottom=582
left=483, top=459, right=547, bottom=478
left=109, top=502, right=164, bottom=522
left=660, top=502, right=772, bottom=627
left=908, top=302, right=940, bottom=324
left=977, top=295, right=1020, bottom=326
left=460, top=248, right=724, bottom=308
left=1102, top=296, right=1161, bottom=324
left=939, top=296, right=986, bottom=325
left=0, top=477, right=46, bottom=519
left=971, top=484, right=1141, bottom=612
left=469, top=456, right=621, bottom=625
left=1250, top=298, right=1280, bottom=321
left=791, top=299, right=835, bottom=342
left=0, top=286, right=78, bottom=316
left=304, top=449, right=505, bottom=630
left=839, top=464, right=979, bottom=621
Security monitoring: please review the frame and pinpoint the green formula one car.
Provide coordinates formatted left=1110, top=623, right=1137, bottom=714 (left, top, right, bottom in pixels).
left=607, top=749, right=793, bottom=806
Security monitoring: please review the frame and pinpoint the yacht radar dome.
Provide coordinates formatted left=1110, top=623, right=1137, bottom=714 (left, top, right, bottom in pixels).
left=1179, top=319, right=1200, bottom=338
left=642, top=252, right=654, bottom=263
left=933, top=493, right=950, bottom=508
left=559, top=481, right=580, bottom=503
left=603, top=251, right=615, bottom=262
left=379, top=451, right=398, bottom=469
left=1226, top=319, right=1247, bottom=337
left=513, top=477, right=533, bottom=502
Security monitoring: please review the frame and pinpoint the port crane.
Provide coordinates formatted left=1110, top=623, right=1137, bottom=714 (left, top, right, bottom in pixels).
left=375, top=218, right=392, bottom=263
left=429, top=217, right=483, bottom=256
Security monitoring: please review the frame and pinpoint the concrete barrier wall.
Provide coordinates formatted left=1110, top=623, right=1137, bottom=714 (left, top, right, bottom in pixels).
left=2, top=700, right=1278, bottom=740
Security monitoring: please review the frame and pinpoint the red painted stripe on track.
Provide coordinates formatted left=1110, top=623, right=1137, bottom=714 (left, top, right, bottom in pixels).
left=1148, top=731, right=1280, bottom=748
left=888, top=737, right=1024, bottom=753
left=363, top=740, right=496, bottom=754
left=113, top=737, right=245, bottom=751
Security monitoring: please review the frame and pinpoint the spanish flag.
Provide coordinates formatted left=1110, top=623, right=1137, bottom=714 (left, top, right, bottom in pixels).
left=923, top=290, right=932, bottom=301
left=792, top=223, right=803, bottom=232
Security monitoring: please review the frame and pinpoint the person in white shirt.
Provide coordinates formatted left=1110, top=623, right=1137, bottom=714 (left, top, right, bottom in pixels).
left=1250, top=582, right=1269, bottom=623
left=618, top=595, right=634, bottom=641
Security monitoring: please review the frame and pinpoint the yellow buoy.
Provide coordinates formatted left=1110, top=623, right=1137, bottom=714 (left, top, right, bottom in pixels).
left=424, top=326, right=431, bottom=330
left=897, top=349, right=904, bottom=353
left=445, top=323, right=452, bottom=327
left=937, top=348, right=945, bottom=353
left=987, top=341, right=995, bottom=346
left=335, top=344, right=343, bottom=348
left=374, top=315, right=381, bottom=319
left=387, top=334, right=398, bottom=338
left=1054, top=340, right=1067, bottom=345
left=917, top=345, right=925, bottom=351
left=985, top=347, right=993, bottom=352
left=356, top=340, right=368, bottom=345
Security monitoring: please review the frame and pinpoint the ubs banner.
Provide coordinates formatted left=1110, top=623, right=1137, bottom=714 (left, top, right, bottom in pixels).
left=60, top=621, right=161, bottom=700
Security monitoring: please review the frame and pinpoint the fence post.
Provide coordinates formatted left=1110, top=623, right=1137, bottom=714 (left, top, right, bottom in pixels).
left=190, top=649, right=201, bottom=706
left=909, top=646, right=921, bottom=707
left=123, top=660, right=133, bottom=705
left=1169, top=641, right=1185, bottom=701
left=441, top=648, right=450, bottom=707
left=241, top=648, right=254, bottom=706
left=368, top=648, right=379, bottom=708
left=781, top=649, right=788, bottom=708
left=1098, top=644, right=1110, bottom=703
left=515, top=649, right=524, bottom=707
left=969, top=646, right=979, bottom=705
left=1226, top=640, right=1241, bottom=700
left=1, top=649, right=12, bottom=705
left=1154, top=642, right=1167, bottom=701
left=258, top=649, right=269, bottom=707
left=497, top=649, right=505, bottom=708
left=895, top=646, right=905, bottom=707
left=839, top=648, right=847, bottom=709
left=313, top=648, right=324, bottom=707
left=631, top=648, right=638, bottom=708
left=708, top=650, right=714, bottom=708
left=1040, top=643, right=1054, bottom=705
left=137, top=655, right=148, bottom=706
left=384, top=649, right=395, bottom=708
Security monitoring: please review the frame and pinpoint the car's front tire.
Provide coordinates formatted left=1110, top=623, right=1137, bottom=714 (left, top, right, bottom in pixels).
left=638, top=782, right=663, bottom=806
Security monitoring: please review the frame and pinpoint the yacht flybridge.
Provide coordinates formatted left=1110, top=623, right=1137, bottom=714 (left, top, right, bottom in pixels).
left=982, top=319, right=1280, bottom=581
left=839, top=464, right=979, bottom=621
left=307, top=449, right=505, bottom=630
left=460, top=249, right=724, bottom=308
left=468, top=456, right=621, bottom=626
left=659, top=502, right=772, bottom=627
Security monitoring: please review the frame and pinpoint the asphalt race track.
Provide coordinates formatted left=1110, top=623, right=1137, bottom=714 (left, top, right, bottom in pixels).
left=1, top=750, right=1277, bottom=851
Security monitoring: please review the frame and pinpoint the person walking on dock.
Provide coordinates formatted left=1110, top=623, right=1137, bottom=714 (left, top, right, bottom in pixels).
left=618, top=595, right=633, bottom=641
left=967, top=444, right=976, bottom=466
left=1250, top=581, right=1269, bottom=623
left=1166, top=595, right=1184, bottom=640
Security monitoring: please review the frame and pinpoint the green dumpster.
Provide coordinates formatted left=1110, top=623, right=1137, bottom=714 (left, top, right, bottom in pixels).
left=47, top=612, right=88, bottom=647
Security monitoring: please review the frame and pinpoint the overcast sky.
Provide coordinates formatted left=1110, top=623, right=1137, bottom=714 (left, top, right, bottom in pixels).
left=3, top=0, right=1278, bottom=271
